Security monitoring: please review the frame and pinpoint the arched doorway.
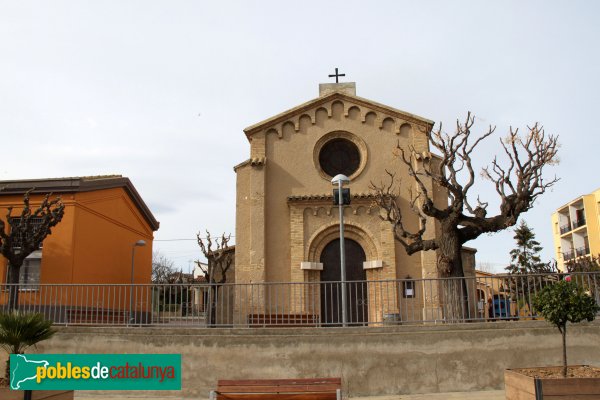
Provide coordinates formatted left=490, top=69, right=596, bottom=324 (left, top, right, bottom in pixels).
left=320, top=238, right=368, bottom=325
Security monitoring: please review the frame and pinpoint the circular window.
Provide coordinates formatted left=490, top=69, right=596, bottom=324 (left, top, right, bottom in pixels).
left=318, top=138, right=361, bottom=177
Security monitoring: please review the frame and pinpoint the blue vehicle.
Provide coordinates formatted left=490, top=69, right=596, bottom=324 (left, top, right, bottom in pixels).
left=492, top=295, right=511, bottom=319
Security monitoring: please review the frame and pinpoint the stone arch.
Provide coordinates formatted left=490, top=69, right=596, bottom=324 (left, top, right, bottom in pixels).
left=303, top=207, right=314, bottom=219
left=399, top=122, right=412, bottom=137
left=352, top=205, right=367, bottom=215
left=281, top=121, right=295, bottom=138
left=363, top=111, right=377, bottom=126
left=306, top=222, right=379, bottom=262
left=315, top=107, right=329, bottom=127
left=346, top=106, right=361, bottom=120
left=381, top=117, right=396, bottom=132
left=331, top=100, right=345, bottom=120
left=315, top=206, right=330, bottom=217
left=266, top=127, right=280, bottom=138
left=298, top=114, right=313, bottom=133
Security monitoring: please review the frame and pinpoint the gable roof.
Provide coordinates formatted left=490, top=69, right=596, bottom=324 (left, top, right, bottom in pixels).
left=243, top=91, right=435, bottom=141
left=0, top=175, right=159, bottom=231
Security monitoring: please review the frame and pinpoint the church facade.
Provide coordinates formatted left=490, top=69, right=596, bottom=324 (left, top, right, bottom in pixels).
left=233, top=82, right=475, bottom=325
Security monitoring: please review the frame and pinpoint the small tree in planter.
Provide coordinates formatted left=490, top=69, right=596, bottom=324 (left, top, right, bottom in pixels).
left=0, top=311, right=55, bottom=384
left=532, top=279, right=599, bottom=378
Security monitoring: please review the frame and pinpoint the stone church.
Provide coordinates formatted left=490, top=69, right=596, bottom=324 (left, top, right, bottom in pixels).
left=232, top=81, right=476, bottom=325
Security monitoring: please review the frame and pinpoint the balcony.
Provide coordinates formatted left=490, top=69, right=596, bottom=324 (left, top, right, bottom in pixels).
left=575, top=246, right=590, bottom=257
left=563, top=250, right=575, bottom=261
left=560, top=224, right=571, bottom=234
left=572, top=217, right=587, bottom=229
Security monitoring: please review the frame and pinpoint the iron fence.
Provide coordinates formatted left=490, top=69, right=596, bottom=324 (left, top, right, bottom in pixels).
left=0, top=272, right=598, bottom=328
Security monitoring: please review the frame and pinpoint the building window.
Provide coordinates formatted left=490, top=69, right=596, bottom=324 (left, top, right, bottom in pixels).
left=5, top=217, right=44, bottom=288
left=5, top=250, right=42, bottom=289
left=20, top=251, right=41, bottom=288
left=574, top=208, right=586, bottom=228
left=313, top=131, right=368, bottom=181
left=403, top=276, right=415, bottom=298
left=318, top=138, right=361, bottom=177
left=10, top=216, right=45, bottom=249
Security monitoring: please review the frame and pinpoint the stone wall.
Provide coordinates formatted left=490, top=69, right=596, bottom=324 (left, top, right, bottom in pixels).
left=4, top=322, right=600, bottom=399
left=236, top=88, right=440, bottom=290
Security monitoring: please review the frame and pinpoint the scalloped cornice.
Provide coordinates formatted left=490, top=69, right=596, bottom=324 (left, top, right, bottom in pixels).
left=233, top=157, right=266, bottom=172
left=287, top=192, right=378, bottom=203
left=243, top=92, right=434, bottom=141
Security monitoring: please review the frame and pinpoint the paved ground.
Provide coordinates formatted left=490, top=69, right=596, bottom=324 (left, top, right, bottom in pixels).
left=76, top=390, right=506, bottom=399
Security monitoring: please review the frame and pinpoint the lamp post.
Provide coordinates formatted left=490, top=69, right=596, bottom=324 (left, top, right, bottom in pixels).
left=331, top=174, right=350, bottom=326
left=129, top=239, right=146, bottom=324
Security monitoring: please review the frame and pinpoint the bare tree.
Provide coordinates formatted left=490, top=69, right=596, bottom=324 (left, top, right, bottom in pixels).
left=475, top=262, right=498, bottom=274
left=152, top=251, right=176, bottom=284
left=0, top=190, right=65, bottom=309
left=151, top=251, right=180, bottom=314
left=371, top=113, right=558, bottom=318
left=196, top=231, right=233, bottom=326
left=373, top=113, right=558, bottom=277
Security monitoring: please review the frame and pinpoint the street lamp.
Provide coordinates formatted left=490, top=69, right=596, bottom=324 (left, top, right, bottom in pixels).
left=129, top=239, right=146, bottom=324
left=331, top=174, right=350, bottom=326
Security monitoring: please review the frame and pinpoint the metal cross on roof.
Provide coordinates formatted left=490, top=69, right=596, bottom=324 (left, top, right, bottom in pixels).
left=328, top=68, right=345, bottom=83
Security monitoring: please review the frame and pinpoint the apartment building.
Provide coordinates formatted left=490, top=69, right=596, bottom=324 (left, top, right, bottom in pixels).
left=551, top=188, right=600, bottom=270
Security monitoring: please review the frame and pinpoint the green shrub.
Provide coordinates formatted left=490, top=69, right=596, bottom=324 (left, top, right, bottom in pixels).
left=0, top=311, right=55, bottom=382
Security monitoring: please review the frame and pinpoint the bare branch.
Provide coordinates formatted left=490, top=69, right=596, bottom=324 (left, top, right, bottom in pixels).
left=197, top=230, right=233, bottom=284
left=152, top=251, right=177, bottom=284
left=461, top=123, right=559, bottom=241
left=0, top=189, right=65, bottom=268
left=0, top=189, right=65, bottom=309
left=375, top=113, right=559, bottom=279
left=369, top=171, right=437, bottom=255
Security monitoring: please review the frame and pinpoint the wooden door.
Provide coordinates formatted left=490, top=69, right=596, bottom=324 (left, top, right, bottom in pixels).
left=320, top=238, right=368, bottom=325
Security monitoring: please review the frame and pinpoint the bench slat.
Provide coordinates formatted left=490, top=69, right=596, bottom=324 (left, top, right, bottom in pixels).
left=218, top=378, right=340, bottom=386
left=216, top=393, right=338, bottom=400
left=217, top=384, right=341, bottom=393
left=214, top=377, right=341, bottom=400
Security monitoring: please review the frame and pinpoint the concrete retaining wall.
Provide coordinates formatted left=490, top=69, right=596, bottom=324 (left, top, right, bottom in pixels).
left=3, top=321, right=600, bottom=399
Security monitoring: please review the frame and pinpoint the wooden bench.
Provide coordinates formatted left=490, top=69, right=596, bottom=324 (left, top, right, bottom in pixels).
left=210, top=378, right=342, bottom=400
left=247, top=314, right=320, bottom=327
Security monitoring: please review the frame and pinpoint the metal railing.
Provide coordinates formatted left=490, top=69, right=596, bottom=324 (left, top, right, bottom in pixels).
left=1, top=273, right=598, bottom=328
left=560, top=223, right=571, bottom=234
left=563, top=250, right=575, bottom=261
left=576, top=246, right=590, bottom=257
left=573, top=218, right=586, bottom=229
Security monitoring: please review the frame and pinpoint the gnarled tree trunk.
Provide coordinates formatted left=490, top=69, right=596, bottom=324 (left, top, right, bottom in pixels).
left=437, top=225, right=468, bottom=321
left=7, top=264, right=20, bottom=311
left=196, top=231, right=233, bottom=327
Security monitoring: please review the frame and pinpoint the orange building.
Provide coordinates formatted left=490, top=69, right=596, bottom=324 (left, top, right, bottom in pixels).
left=0, top=176, right=159, bottom=321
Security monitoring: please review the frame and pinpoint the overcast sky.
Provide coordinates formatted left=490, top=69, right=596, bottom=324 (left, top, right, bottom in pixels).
left=2, top=1, right=599, bottom=273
